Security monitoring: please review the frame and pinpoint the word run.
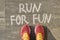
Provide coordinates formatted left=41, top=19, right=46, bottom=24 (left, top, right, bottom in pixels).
left=10, top=14, right=52, bottom=25
left=19, top=3, right=41, bottom=13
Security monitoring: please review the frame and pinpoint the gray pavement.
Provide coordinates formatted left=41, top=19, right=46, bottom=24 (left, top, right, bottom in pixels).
left=0, top=0, right=60, bottom=40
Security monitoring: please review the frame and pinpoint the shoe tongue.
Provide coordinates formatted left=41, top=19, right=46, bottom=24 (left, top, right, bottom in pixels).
left=23, top=32, right=29, bottom=40
left=36, top=33, right=44, bottom=40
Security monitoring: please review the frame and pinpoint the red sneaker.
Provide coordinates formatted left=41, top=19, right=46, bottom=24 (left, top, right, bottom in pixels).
left=35, top=24, right=45, bottom=40
left=21, top=24, right=30, bottom=40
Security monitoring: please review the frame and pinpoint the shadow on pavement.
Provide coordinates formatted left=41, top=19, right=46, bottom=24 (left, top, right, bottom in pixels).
left=30, top=26, right=56, bottom=40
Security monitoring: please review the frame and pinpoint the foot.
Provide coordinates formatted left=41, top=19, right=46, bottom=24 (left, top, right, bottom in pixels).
left=35, top=24, right=45, bottom=40
left=21, top=24, right=30, bottom=40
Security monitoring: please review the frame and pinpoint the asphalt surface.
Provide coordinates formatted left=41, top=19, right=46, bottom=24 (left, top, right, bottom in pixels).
left=0, top=0, right=60, bottom=40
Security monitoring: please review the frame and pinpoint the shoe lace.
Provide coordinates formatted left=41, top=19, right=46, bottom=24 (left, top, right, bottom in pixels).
left=36, top=33, right=43, bottom=40
left=23, top=33, right=29, bottom=40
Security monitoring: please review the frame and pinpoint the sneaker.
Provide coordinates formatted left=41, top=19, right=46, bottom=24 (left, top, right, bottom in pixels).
left=35, top=24, right=45, bottom=40
left=21, top=24, right=30, bottom=40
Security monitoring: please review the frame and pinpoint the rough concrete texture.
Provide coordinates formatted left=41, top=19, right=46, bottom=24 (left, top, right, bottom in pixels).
left=0, top=0, right=60, bottom=40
